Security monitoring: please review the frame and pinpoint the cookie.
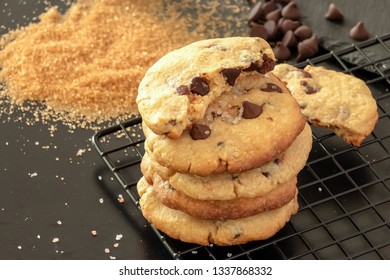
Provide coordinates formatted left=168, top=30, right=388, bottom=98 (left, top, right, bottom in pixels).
left=137, top=177, right=299, bottom=246
left=136, top=37, right=276, bottom=139
left=150, top=173, right=297, bottom=220
left=144, top=72, right=306, bottom=176
left=272, top=64, right=378, bottom=146
left=142, top=123, right=312, bottom=200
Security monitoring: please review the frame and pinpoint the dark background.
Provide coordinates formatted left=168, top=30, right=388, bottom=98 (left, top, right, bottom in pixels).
left=0, top=0, right=389, bottom=260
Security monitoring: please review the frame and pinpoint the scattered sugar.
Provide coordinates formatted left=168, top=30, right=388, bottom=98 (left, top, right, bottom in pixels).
left=0, top=0, right=205, bottom=128
left=0, top=0, right=249, bottom=130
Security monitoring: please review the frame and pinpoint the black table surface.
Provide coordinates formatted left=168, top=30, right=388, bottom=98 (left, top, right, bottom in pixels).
left=0, top=0, right=389, bottom=260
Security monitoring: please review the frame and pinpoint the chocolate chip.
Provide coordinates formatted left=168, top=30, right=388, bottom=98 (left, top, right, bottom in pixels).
left=250, top=24, right=269, bottom=40
left=190, top=77, right=210, bottom=96
left=281, top=30, right=298, bottom=48
left=325, top=3, right=344, bottom=21
left=261, top=82, right=283, bottom=93
left=242, top=101, right=263, bottom=119
left=265, top=8, right=281, bottom=22
left=280, top=19, right=300, bottom=33
left=294, top=25, right=312, bottom=41
left=176, top=85, right=189, bottom=95
left=273, top=42, right=291, bottom=61
left=190, top=123, right=211, bottom=140
left=274, top=158, right=281, bottom=165
left=257, top=54, right=275, bottom=74
left=281, top=1, right=301, bottom=20
left=231, top=174, right=238, bottom=180
left=248, top=2, right=263, bottom=22
left=262, top=172, right=270, bottom=178
left=264, top=20, right=279, bottom=40
left=221, top=68, right=241, bottom=86
left=297, top=35, right=318, bottom=61
left=300, top=70, right=312, bottom=78
left=300, top=80, right=317, bottom=94
left=243, top=61, right=259, bottom=72
left=262, top=1, right=279, bottom=15
left=349, top=21, right=370, bottom=41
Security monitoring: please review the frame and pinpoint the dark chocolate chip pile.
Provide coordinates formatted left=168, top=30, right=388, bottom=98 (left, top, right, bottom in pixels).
left=248, top=0, right=319, bottom=61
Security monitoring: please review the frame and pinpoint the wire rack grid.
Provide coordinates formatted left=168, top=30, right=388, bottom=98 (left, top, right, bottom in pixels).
left=92, top=34, right=390, bottom=260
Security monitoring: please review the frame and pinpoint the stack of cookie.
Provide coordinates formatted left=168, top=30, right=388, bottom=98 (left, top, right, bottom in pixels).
left=136, top=37, right=312, bottom=246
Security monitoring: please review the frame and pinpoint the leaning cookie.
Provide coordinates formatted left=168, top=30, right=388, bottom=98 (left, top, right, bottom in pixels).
left=151, top=173, right=297, bottom=220
left=142, top=123, right=311, bottom=200
left=137, top=37, right=276, bottom=139
left=137, top=177, right=298, bottom=246
left=144, top=72, right=306, bottom=176
left=272, top=64, right=378, bottom=146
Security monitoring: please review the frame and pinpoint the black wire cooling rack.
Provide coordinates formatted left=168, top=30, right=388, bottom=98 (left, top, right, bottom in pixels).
left=92, top=34, right=390, bottom=260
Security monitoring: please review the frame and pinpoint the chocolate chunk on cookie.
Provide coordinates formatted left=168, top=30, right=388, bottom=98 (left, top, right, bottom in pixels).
left=273, top=64, right=378, bottom=146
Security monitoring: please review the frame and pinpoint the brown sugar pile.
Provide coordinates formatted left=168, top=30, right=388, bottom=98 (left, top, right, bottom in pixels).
left=0, top=0, right=206, bottom=126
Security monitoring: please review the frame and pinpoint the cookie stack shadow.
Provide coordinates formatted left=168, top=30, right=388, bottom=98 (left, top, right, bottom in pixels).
left=136, top=37, right=313, bottom=246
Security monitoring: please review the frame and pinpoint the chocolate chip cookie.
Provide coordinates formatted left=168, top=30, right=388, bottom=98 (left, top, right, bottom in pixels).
left=137, top=177, right=299, bottom=246
left=273, top=64, right=378, bottom=146
left=144, top=72, right=306, bottom=176
left=142, top=123, right=312, bottom=200
left=150, top=173, right=297, bottom=220
left=136, top=37, right=276, bottom=139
